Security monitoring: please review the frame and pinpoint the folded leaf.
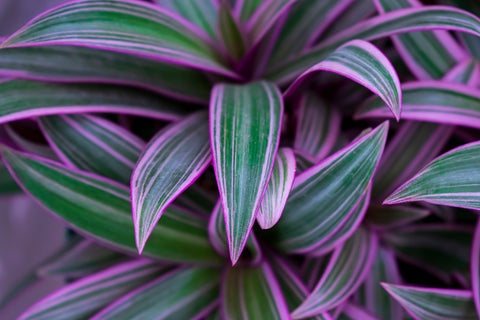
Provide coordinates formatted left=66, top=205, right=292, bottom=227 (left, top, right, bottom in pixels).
left=293, top=228, right=378, bottom=318
left=210, top=81, right=282, bottom=264
left=285, top=40, right=401, bottom=120
left=19, top=260, right=168, bottom=320
left=383, top=284, right=477, bottom=320
left=40, top=114, right=145, bottom=185
left=1, top=147, right=222, bottom=264
left=92, top=267, right=220, bottom=320
left=0, top=79, right=197, bottom=124
left=357, top=82, right=480, bottom=129
left=267, top=122, right=388, bottom=253
left=132, top=112, right=211, bottom=254
left=2, top=0, right=235, bottom=77
left=385, top=140, right=480, bottom=209
left=257, top=148, right=296, bottom=229
left=222, top=261, right=290, bottom=320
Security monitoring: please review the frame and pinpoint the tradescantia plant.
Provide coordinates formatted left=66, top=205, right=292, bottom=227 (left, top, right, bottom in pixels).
left=5, top=0, right=480, bottom=318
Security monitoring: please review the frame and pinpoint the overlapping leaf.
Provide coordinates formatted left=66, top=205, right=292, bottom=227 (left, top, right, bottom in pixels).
left=383, top=284, right=478, bottom=320
left=365, top=205, right=429, bottom=230
left=132, top=112, right=211, bottom=254
left=91, top=267, right=220, bottom=320
left=385, top=140, right=480, bottom=208
left=285, top=40, right=401, bottom=120
left=267, top=122, right=388, bottom=253
left=1, top=147, right=221, bottom=264
left=210, top=81, right=282, bottom=264
left=218, top=3, right=246, bottom=61
left=4, top=123, right=57, bottom=160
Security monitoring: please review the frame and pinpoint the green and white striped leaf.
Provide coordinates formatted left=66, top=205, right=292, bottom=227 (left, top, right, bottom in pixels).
left=132, top=112, right=211, bottom=254
left=0, top=79, right=197, bottom=124
left=0, top=45, right=212, bottom=103
left=4, top=123, right=57, bottom=160
left=39, top=114, right=144, bottom=185
left=385, top=140, right=480, bottom=208
left=222, top=261, right=290, bottom=320
left=92, top=267, right=220, bottom=320
left=293, top=228, right=378, bottom=318
left=1, top=0, right=235, bottom=77
left=383, top=284, right=478, bottom=320
left=382, top=224, right=473, bottom=282
left=267, top=122, right=388, bottom=253
left=443, top=59, right=480, bottom=86
left=1, top=147, right=222, bottom=264
left=19, top=260, right=169, bottom=320
left=301, top=256, right=329, bottom=292
left=257, top=148, right=296, bottom=229
left=293, top=92, right=341, bottom=162
left=210, top=81, right=282, bottom=264
left=285, top=40, right=401, bottom=120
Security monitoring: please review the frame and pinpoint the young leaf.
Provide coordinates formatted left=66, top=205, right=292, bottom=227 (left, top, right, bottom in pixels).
left=132, top=112, right=211, bottom=254
left=471, top=220, right=480, bottom=317
left=19, top=260, right=169, bottom=320
left=222, top=261, right=290, bottom=320
left=292, top=228, right=378, bottom=318
left=1, top=147, right=222, bottom=264
left=0, top=79, right=197, bottom=124
left=267, top=122, right=388, bottom=253
left=1, top=0, right=235, bottom=77
left=383, top=284, right=478, bottom=320
left=285, top=40, right=401, bottom=120
left=39, top=114, right=145, bottom=185
left=357, top=82, right=480, bottom=129
left=293, top=92, right=341, bottom=162
left=0, top=45, right=212, bottom=104
left=210, top=81, right=282, bottom=264
left=385, top=140, right=480, bottom=209
left=257, top=148, right=296, bottom=229
left=267, top=6, right=480, bottom=84
left=91, top=267, right=220, bottom=320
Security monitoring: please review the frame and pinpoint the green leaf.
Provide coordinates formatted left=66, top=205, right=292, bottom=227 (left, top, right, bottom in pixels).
left=4, top=123, right=57, bottom=160
left=365, top=205, right=430, bottom=230
left=210, top=81, right=282, bottom=264
left=235, top=0, right=263, bottom=22
left=267, top=122, right=388, bottom=253
left=1, top=0, right=235, bottom=77
left=385, top=140, right=480, bottom=209
left=0, top=160, right=20, bottom=194
left=1, top=147, right=222, bottom=264
left=92, top=267, right=220, bottom=320
left=131, top=112, right=211, bottom=254
left=218, top=2, right=246, bottom=61
left=383, top=284, right=478, bottom=320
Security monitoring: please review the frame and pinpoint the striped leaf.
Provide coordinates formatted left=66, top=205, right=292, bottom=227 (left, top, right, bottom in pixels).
left=0, top=79, right=197, bottom=124
left=293, top=92, right=341, bottom=162
left=0, top=160, right=20, bottom=194
left=382, top=224, right=473, bottom=282
left=338, top=303, right=381, bottom=320
left=267, top=122, right=388, bottom=254
left=301, top=257, right=329, bottom=292
left=38, top=240, right=125, bottom=278
left=210, top=81, right=282, bottom=264
left=154, top=0, right=218, bottom=39
left=4, top=123, right=57, bottom=160
left=292, top=228, right=378, bottom=318
left=374, top=0, right=464, bottom=80
left=257, top=148, right=296, bottom=229
left=218, top=2, right=246, bottom=61
left=0, top=45, right=212, bottom=104
left=385, top=140, right=480, bottom=209
left=132, top=112, right=211, bottom=254
left=91, top=267, right=220, bottom=320
left=266, top=6, right=480, bottom=84
left=19, top=260, right=168, bottom=320
left=357, top=82, right=480, bottom=129
left=358, top=247, right=403, bottom=320
left=285, top=40, right=401, bottom=120
left=1, top=0, right=235, bottom=77
left=471, top=220, right=480, bottom=317
left=383, top=284, right=478, bottom=320
left=222, top=261, right=290, bottom=320
left=268, top=253, right=333, bottom=320
left=39, top=114, right=144, bottom=185
left=235, top=0, right=263, bottom=21
left=443, top=59, right=480, bottom=86
left=208, top=201, right=262, bottom=264
left=173, top=183, right=217, bottom=216
left=365, top=205, right=430, bottom=230
left=1, top=147, right=222, bottom=264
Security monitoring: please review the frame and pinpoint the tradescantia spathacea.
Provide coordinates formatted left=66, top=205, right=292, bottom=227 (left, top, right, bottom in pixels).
left=4, top=0, right=480, bottom=318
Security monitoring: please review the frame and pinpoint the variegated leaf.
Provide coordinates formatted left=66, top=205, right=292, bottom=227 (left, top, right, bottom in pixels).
left=210, top=81, right=282, bottom=264
left=4, top=123, right=57, bottom=160
left=132, top=112, right=211, bottom=254
left=365, top=205, right=430, bottom=230
left=218, top=2, right=246, bottom=61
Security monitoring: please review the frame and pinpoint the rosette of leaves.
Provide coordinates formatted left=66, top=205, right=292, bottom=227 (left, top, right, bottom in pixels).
left=3, top=0, right=480, bottom=319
